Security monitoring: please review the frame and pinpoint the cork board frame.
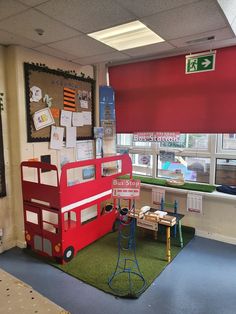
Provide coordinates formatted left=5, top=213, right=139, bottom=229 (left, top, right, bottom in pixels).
left=24, top=62, right=95, bottom=142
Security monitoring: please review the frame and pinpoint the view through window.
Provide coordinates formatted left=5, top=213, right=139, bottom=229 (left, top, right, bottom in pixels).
left=117, top=133, right=236, bottom=186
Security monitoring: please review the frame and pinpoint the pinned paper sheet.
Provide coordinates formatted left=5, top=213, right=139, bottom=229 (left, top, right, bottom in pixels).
left=82, top=111, right=92, bottom=125
left=152, top=188, right=165, bottom=205
left=66, top=126, right=76, bottom=148
left=60, top=110, right=72, bottom=127
left=80, top=100, right=88, bottom=109
left=72, top=112, right=83, bottom=127
left=76, top=141, right=94, bottom=161
left=50, top=126, right=64, bottom=150
left=187, top=193, right=202, bottom=214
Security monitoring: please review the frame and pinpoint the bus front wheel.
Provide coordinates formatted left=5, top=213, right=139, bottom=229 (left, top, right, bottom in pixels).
left=63, top=246, right=74, bottom=262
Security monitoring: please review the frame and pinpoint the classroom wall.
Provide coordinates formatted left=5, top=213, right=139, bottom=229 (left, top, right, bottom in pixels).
left=0, top=46, right=16, bottom=253
left=1, top=45, right=94, bottom=251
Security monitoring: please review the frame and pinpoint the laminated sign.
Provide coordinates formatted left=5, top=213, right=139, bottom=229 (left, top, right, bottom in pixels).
left=187, top=193, right=202, bottom=214
left=112, top=179, right=140, bottom=199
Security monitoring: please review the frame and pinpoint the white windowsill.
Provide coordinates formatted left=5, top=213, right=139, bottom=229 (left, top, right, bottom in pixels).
left=141, top=183, right=236, bottom=200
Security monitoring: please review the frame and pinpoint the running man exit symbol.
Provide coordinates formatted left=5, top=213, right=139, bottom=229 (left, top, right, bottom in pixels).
left=185, top=52, right=216, bottom=74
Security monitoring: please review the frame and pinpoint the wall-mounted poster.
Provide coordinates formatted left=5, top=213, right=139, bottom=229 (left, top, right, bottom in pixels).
left=99, top=86, right=115, bottom=122
left=160, top=151, right=175, bottom=163
left=76, top=141, right=94, bottom=161
left=138, top=154, right=151, bottom=166
left=33, top=108, right=55, bottom=130
left=102, top=120, right=115, bottom=138
left=82, top=167, right=95, bottom=180
left=94, top=127, right=104, bottom=138
left=24, top=63, right=95, bottom=142
left=60, top=109, right=72, bottom=127
left=50, top=126, right=64, bottom=150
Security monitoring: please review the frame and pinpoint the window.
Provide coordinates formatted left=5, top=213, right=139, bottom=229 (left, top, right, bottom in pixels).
left=64, top=211, right=77, bottom=230
left=26, top=210, right=38, bottom=225
left=67, top=165, right=95, bottom=186
left=131, top=153, right=153, bottom=176
left=102, top=160, right=121, bottom=176
left=215, top=159, right=236, bottom=185
left=42, top=210, right=58, bottom=233
left=159, top=134, right=209, bottom=150
left=117, top=133, right=236, bottom=185
left=221, top=134, right=236, bottom=151
left=157, top=156, right=210, bottom=183
left=81, top=205, right=97, bottom=224
left=117, top=134, right=132, bottom=146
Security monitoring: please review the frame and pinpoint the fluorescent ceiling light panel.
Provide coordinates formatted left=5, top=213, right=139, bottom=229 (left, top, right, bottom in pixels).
left=88, top=21, right=164, bottom=51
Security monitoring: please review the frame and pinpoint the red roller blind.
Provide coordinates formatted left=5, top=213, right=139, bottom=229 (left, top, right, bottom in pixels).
left=108, top=46, right=236, bottom=133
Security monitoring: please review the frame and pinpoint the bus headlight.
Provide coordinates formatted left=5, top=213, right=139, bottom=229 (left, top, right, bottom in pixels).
left=25, top=231, right=31, bottom=241
left=54, top=243, right=61, bottom=253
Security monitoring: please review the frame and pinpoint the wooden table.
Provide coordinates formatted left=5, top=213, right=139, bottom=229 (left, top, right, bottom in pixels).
left=158, top=212, right=184, bottom=262
left=137, top=210, right=184, bottom=262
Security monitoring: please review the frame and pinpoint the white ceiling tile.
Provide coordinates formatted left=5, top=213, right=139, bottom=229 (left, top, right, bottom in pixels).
left=142, top=0, right=228, bottom=40
left=18, top=0, right=49, bottom=6
left=170, top=27, right=234, bottom=48
left=0, top=0, right=28, bottom=20
left=0, top=0, right=234, bottom=65
left=72, top=51, right=131, bottom=65
left=155, top=38, right=236, bottom=59
left=0, top=9, right=80, bottom=44
left=211, top=37, right=236, bottom=49
left=124, top=41, right=175, bottom=57
left=36, top=0, right=136, bottom=33
left=0, top=29, right=40, bottom=47
left=33, top=45, right=79, bottom=61
left=217, top=0, right=236, bottom=25
left=116, top=0, right=199, bottom=18
left=48, top=34, right=116, bottom=58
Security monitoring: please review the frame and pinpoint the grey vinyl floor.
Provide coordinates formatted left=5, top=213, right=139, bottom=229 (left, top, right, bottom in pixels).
left=0, top=236, right=236, bottom=314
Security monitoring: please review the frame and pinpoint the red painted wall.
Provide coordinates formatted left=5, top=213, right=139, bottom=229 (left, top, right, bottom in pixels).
left=109, top=46, right=236, bottom=133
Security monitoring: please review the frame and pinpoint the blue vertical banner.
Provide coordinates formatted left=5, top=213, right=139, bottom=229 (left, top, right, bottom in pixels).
left=99, top=86, right=115, bottom=123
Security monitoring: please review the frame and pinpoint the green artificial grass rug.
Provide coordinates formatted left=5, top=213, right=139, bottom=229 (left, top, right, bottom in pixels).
left=49, top=226, right=195, bottom=298
left=119, top=175, right=216, bottom=193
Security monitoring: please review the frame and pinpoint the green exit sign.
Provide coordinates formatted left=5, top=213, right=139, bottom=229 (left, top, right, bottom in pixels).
left=185, top=52, right=216, bottom=74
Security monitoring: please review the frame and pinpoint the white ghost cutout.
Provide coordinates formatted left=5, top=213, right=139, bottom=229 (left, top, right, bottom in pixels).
left=30, top=86, right=42, bottom=102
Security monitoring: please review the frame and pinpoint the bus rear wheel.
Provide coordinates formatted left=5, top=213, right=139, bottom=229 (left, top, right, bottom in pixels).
left=63, top=246, right=74, bottom=262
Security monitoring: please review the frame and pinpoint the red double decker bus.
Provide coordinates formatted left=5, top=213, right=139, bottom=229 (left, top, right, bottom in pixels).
left=21, top=155, right=132, bottom=263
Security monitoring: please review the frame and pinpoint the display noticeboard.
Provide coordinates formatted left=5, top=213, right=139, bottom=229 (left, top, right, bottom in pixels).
left=24, top=63, right=95, bottom=142
left=112, top=179, right=140, bottom=199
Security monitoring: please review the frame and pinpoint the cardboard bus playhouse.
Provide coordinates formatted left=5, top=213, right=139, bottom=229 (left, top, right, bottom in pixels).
left=21, top=155, right=132, bottom=263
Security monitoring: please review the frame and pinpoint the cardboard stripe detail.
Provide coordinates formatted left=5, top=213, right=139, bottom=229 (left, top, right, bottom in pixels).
left=63, top=101, right=76, bottom=107
left=64, top=87, right=76, bottom=111
left=64, top=87, right=76, bottom=93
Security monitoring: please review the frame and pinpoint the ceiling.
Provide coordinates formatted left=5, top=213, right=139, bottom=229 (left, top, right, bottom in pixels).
left=0, top=0, right=236, bottom=66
